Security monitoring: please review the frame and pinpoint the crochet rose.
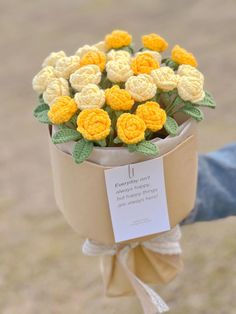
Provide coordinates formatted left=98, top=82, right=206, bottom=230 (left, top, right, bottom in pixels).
left=80, top=50, right=106, bottom=71
left=32, top=66, right=57, bottom=94
left=105, top=85, right=134, bottom=111
left=117, top=113, right=146, bottom=144
left=70, top=65, right=101, bottom=91
left=125, top=74, right=157, bottom=102
left=131, top=53, right=159, bottom=75
left=75, top=45, right=99, bottom=57
left=177, top=64, right=204, bottom=82
left=55, top=56, right=81, bottom=79
left=105, top=30, right=132, bottom=49
left=106, top=60, right=133, bottom=83
left=136, top=101, right=166, bottom=132
left=48, top=96, right=77, bottom=124
left=42, top=51, right=66, bottom=67
left=136, top=50, right=162, bottom=65
left=74, top=84, right=105, bottom=110
left=77, top=108, right=111, bottom=141
left=151, top=66, right=179, bottom=91
left=171, top=45, right=198, bottom=67
left=142, top=33, right=168, bottom=52
left=43, top=78, right=69, bottom=105
left=177, top=76, right=205, bottom=103
left=107, top=49, right=131, bottom=63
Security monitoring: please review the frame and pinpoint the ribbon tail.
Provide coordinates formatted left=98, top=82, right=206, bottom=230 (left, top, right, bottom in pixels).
left=118, top=246, right=169, bottom=314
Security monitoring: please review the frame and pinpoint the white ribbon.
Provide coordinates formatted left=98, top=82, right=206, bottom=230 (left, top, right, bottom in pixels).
left=82, top=225, right=182, bottom=314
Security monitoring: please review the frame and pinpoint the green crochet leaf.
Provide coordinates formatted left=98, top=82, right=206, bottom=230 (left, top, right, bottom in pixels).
left=128, top=144, right=137, bottom=153
left=36, top=110, right=51, bottom=124
left=113, top=137, right=122, bottom=144
left=164, top=116, right=179, bottom=136
left=195, top=91, right=216, bottom=108
left=33, top=103, right=49, bottom=118
left=164, top=58, right=179, bottom=70
left=95, top=139, right=107, bottom=147
left=52, top=129, right=81, bottom=144
left=180, top=104, right=204, bottom=121
left=135, top=141, right=159, bottom=156
left=72, top=139, right=93, bottom=164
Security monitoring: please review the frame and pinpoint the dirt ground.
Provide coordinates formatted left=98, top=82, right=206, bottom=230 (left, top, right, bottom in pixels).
left=0, top=0, right=236, bottom=313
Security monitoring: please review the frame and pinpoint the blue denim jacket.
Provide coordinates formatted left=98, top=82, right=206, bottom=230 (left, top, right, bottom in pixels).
left=182, top=143, right=236, bottom=224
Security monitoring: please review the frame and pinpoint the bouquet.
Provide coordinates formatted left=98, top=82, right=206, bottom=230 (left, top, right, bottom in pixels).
left=32, top=30, right=216, bottom=313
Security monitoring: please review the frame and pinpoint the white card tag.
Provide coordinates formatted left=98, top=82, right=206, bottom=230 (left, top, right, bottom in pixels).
left=104, top=157, right=170, bottom=243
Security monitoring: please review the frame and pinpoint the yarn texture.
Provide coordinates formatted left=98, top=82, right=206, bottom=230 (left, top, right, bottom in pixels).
left=136, top=101, right=167, bottom=131
left=105, top=30, right=132, bottom=49
left=142, top=33, right=168, bottom=52
left=177, top=76, right=205, bottom=103
left=106, top=60, right=133, bottom=82
left=131, top=53, right=159, bottom=75
left=105, top=85, right=134, bottom=111
left=117, top=113, right=146, bottom=144
left=42, top=51, right=66, bottom=68
left=171, top=45, right=198, bottom=67
left=70, top=65, right=101, bottom=91
left=43, top=78, right=69, bottom=105
left=32, top=66, right=56, bottom=94
left=125, top=74, right=157, bottom=102
left=77, top=109, right=111, bottom=141
left=151, top=67, right=179, bottom=91
left=74, top=84, right=105, bottom=110
left=80, top=51, right=106, bottom=71
left=55, top=56, right=81, bottom=79
left=48, top=96, right=77, bottom=124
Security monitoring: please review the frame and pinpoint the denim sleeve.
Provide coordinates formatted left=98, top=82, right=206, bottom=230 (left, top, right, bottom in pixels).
left=182, top=142, right=236, bottom=225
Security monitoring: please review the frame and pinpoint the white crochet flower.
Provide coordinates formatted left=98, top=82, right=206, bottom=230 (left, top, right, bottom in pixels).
left=177, top=76, right=205, bottom=103
left=70, top=65, right=101, bottom=91
left=107, top=49, right=131, bottom=63
left=43, top=78, right=69, bottom=105
left=55, top=56, right=80, bottom=79
left=177, top=64, right=204, bottom=82
left=75, top=45, right=99, bottom=58
left=42, top=51, right=66, bottom=68
left=106, top=60, right=133, bottom=83
left=74, top=84, right=105, bottom=110
left=125, top=74, right=157, bottom=102
left=151, top=66, right=179, bottom=91
left=32, top=66, right=56, bottom=94
left=136, top=50, right=162, bottom=64
left=93, top=41, right=107, bottom=52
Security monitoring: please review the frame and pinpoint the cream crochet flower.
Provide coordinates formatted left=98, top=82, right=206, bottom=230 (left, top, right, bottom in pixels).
left=43, top=78, right=69, bottom=105
left=74, top=84, right=105, bottom=110
left=107, top=49, right=131, bottom=63
left=55, top=56, right=80, bottom=79
left=70, top=65, right=101, bottom=91
left=177, top=64, right=204, bottom=82
left=32, top=66, right=56, bottom=94
left=75, top=45, right=99, bottom=58
left=177, top=76, right=205, bottom=103
left=42, top=51, right=66, bottom=68
left=136, top=50, right=162, bottom=64
left=106, top=60, right=133, bottom=83
left=151, top=66, right=179, bottom=91
left=93, top=41, right=107, bottom=52
left=125, top=74, right=157, bottom=102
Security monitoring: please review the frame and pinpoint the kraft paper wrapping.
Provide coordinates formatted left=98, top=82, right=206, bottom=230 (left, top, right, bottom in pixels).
left=49, top=118, right=198, bottom=245
left=49, top=118, right=198, bottom=297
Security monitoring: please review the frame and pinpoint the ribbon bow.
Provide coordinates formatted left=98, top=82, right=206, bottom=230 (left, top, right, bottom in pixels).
left=82, top=226, right=182, bottom=314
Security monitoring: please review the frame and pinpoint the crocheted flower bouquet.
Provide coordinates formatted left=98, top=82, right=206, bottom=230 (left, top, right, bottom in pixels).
left=32, top=30, right=216, bottom=313
left=33, top=30, right=215, bottom=164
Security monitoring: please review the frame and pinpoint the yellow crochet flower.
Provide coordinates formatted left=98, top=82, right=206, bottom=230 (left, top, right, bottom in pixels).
left=131, top=53, right=159, bottom=75
left=32, top=66, right=56, bottom=94
left=151, top=66, right=179, bottom=91
left=70, top=65, right=101, bottom=91
left=136, top=102, right=166, bottom=132
left=117, top=113, right=146, bottom=144
left=43, top=78, right=69, bottom=105
left=42, top=51, right=66, bottom=67
left=55, top=56, right=81, bottom=79
left=105, top=85, right=134, bottom=111
left=80, top=50, right=106, bottom=71
left=136, top=50, right=162, bottom=64
left=142, top=33, right=168, bottom=52
left=74, top=84, right=105, bottom=110
left=48, top=96, right=78, bottom=124
left=77, top=109, right=111, bottom=141
left=106, top=60, right=133, bottom=82
left=171, top=45, right=198, bottom=67
left=125, top=74, right=157, bottom=102
left=105, top=30, right=132, bottom=49
left=177, top=76, right=205, bottom=103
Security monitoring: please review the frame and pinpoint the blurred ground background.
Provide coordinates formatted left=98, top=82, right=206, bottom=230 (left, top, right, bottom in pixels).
left=0, top=0, right=236, bottom=313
